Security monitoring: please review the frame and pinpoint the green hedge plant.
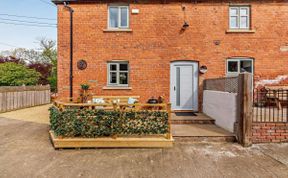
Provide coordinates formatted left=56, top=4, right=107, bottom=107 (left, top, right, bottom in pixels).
left=49, top=106, right=169, bottom=137
left=0, top=63, right=40, bottom=86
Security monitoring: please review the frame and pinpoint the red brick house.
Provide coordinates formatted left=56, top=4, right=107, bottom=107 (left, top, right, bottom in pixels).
left=53, top=0, right=288, bottom=111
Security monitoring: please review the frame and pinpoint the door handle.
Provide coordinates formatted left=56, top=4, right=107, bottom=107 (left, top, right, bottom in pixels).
left=174, top=86, right=176, bottom=91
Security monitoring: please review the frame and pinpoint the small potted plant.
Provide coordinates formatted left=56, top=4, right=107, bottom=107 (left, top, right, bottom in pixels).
left=80, top=84, right=90, bottom=103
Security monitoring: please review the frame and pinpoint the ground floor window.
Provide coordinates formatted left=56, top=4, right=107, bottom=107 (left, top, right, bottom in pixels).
left=226, top=58, right=253, bottom=76
left=107, top=62, right=129, bottom=86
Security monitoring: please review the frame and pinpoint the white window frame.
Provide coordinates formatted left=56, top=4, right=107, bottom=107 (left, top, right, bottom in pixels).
left=226, top=58, right=254, bottom=77
left=108, top=6, right=129, bottom=29
left=229, top=6, right=250, bottom=29
left=107, top=62, right=129, bottom=86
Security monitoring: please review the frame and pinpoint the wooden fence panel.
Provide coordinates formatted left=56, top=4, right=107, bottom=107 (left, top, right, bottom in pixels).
left=0, top=85, right=50, bottom=113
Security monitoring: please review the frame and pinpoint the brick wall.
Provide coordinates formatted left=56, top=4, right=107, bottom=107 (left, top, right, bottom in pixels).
left=56, top=0, right=288, bottom=106
left=252, top=123, right=288, bottom=143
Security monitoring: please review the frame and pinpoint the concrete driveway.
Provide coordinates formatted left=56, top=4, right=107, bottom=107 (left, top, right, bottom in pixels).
left=0, top=106, right=288, bottom=178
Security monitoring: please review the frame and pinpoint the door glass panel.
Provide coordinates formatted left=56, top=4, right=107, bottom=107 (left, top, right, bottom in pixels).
left=176, top=67, right=180, bottom=106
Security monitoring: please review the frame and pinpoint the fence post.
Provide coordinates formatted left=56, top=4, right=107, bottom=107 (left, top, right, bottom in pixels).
left=237, top=73, right=253, bottom=147
left=166, top=103, right=172, bottom=139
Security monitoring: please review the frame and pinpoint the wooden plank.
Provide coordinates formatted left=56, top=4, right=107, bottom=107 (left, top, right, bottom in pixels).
left=3, top=92, right=7, bottom=112
left=49, top=131, right=174, bottom=148
left=7, top=92, right=11, bottom=111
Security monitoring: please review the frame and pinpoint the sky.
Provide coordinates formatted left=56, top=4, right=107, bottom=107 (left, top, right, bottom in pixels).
left=0, top=0, right=57, bottom=51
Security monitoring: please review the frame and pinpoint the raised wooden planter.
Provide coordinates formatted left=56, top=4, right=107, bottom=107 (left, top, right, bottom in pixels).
left=50, top=131, right=174, bottom=148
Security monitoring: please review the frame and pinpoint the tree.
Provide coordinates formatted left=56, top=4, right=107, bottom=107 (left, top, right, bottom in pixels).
left=38, top=38, right=57, bottom=92
left=0, top=48, right=44, bottom=64
left=0, top=56, right=23, bottom=64
left=0, top=63, right=40, bottom=86
left=38, top=37, right=57, bottom=64
left=0, top=37, right=57, bottom=90
left=28, top=63, right=52, bottom=85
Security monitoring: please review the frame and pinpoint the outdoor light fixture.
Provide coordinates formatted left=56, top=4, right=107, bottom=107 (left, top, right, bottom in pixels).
left=199, top=65, right=208, bottom=74
left=182, top=21, right=189, bottom=30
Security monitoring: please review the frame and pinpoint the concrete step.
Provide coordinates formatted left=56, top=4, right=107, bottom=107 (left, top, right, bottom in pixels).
left=172, top=124, right=236, bottom=143
left=171, top=112, right=215, bottom=125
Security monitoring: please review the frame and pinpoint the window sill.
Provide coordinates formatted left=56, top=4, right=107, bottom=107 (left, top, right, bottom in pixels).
left=226, top=29, right=256, bottom=33
left=103, top=86, right=132, bottom=90
left=103, top=29, right=132, bottom=32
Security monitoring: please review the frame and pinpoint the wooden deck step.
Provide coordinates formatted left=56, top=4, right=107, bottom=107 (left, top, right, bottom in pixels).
left=171, top=112, right=215, bottom=124
left=49, top=131, right=174, bottom=149
left=172, top=124, right=236, bottom=143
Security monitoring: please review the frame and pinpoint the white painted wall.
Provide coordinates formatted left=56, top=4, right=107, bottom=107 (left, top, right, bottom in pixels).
left=203, top=90, right=237, bottom=133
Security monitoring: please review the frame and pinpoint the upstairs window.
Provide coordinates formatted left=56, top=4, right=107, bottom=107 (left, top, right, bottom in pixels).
left=108, top=62, right=129, bottom=86
left=108, top=6, right=129, bottom=29
left=229, top=6, right=250, bottom=29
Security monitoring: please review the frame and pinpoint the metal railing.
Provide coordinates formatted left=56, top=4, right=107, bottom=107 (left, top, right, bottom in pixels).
left=253, top=88, right=288, bottom=122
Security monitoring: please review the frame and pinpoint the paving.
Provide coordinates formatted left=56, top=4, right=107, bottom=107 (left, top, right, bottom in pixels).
left=0, top=104, right=51, bottom=124
left=0, top=109, right=288, bottom=177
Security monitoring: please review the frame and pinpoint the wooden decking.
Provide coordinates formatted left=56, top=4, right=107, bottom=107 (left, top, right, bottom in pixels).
left=171, top=112, right=215, bottom=124
left=171, top=112, right=236, bottom=142
left=50, top=131, right=174, bottom=148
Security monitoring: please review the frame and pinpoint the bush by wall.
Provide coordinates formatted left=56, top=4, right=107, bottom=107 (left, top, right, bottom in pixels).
left=49, top=106, right=169, bottom=137
left=0, top=63, right=40, bottom=86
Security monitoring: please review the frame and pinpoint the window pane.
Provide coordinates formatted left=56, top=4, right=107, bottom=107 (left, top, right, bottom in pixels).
left=109, top=7, right=118, bottom=28
left=240, top=61, right=252, bottom=73
left=228, top=61, right=238, bottom=72
left=120, top=7, right=128, bottom=27
left=230, top=8, right=238, bottom=16
left=110, top=72, right=117, bottom=84
left=119, top=64, right=128, bottom=71
left=240, top=8, right=248, bottom=16
left=240, top=16, right=248, bottom=28
left=110, top=64, right=117, bottom=71
left=119, top=72, right=128, bottom=84
left=230, top=16, right=238, bottom=28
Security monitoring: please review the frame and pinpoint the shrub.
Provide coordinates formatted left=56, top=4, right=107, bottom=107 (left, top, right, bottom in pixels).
left=48, top=75, right=57, bottom=93
left=28, top=63, right=52, bottom=85
left=49, top=106, right=169, bottom=137
left=0, top=63, right=40, bottom=86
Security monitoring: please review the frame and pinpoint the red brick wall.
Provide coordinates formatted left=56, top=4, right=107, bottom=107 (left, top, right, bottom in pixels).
left=252, top=123, right=288, bottom=143
left=57, top=0, right=288, bottom=106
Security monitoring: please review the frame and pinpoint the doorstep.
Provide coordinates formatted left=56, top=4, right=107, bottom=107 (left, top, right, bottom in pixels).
left=172, top=124, right=236, bottom=142
left=171, top=112, right=215, bottom=124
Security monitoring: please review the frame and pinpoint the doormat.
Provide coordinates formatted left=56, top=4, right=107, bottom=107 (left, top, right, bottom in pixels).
left=175, top=112, right=197, bottom=116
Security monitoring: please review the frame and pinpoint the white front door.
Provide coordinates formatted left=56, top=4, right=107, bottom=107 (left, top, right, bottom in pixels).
left=170, top=61, right=198, bottom=111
